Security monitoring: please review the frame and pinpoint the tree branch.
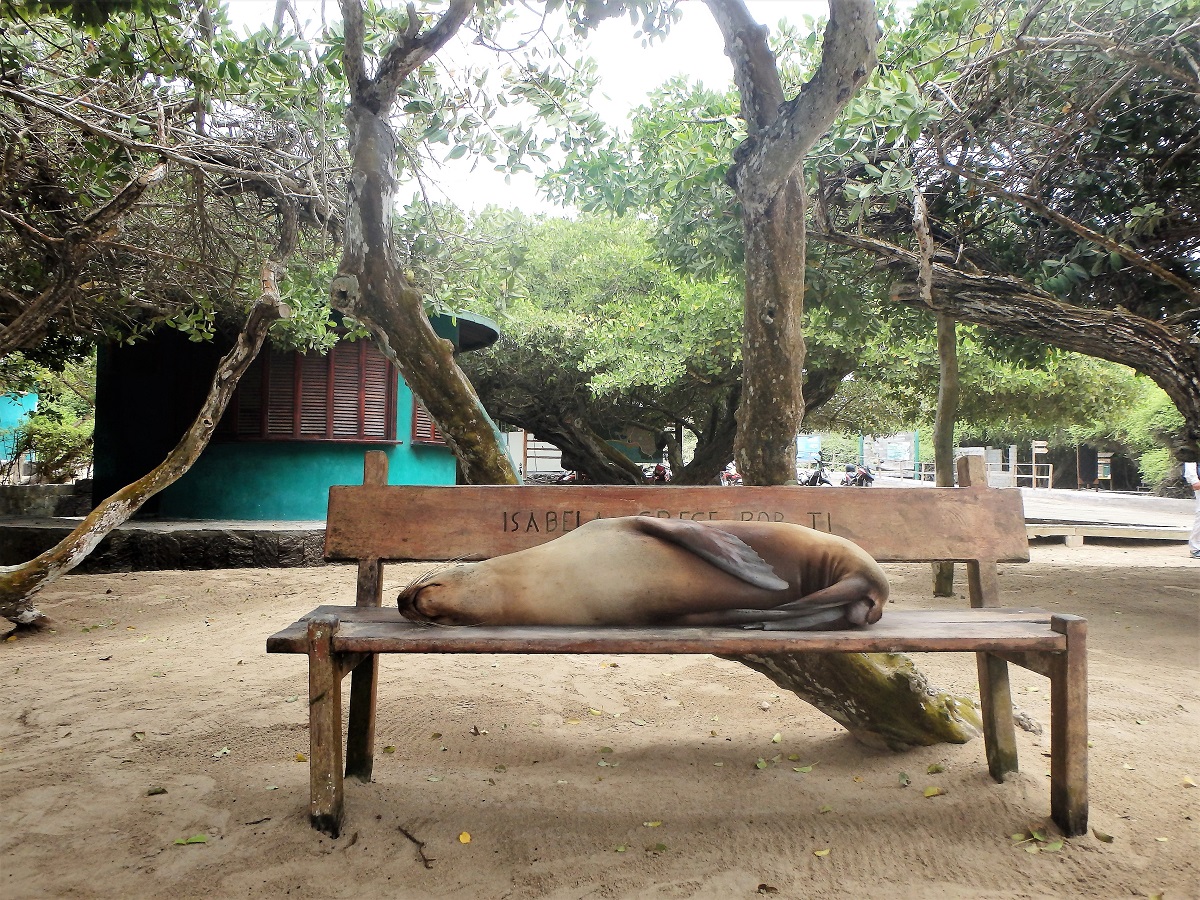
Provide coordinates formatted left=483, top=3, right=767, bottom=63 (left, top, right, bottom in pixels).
left=0, top=276, right=286, bottom=624
left=717, top=0, right=879, bottom=215
left=939, top=157, right=1200, bottom=303
left=373, top=0, right=474, bottom=113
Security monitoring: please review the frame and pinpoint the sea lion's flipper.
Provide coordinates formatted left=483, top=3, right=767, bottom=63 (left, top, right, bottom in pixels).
left=747, top=602, right=871, bottom=631
left=773, top=574, right=882, bottom=619
left=632, top=517, right=789, bottom=591
left=674, top=599, right=872, bottom=630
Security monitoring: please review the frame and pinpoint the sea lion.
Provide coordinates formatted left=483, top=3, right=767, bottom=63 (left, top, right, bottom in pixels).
left=397, top=517, right=888, bottom=631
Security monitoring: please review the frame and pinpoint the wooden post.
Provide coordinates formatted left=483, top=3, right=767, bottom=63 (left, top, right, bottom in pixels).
left=959, top=455, right=1020, bottom=781
left=1050, top=614, right=1088, bottom=836
left=307, top=614, right=344, bottom=836
left=346, top=452, right=386, bottom=783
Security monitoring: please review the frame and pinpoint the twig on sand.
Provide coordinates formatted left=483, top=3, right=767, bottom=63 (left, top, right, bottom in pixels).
left=399, top=825, right=435, bottom=869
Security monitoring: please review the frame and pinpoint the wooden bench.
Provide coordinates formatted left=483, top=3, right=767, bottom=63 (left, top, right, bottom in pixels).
left=267, top=452, right=1087, bottom=838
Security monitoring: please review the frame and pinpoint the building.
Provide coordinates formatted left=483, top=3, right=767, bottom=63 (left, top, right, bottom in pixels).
left=92, top=313, right=498, bottom=520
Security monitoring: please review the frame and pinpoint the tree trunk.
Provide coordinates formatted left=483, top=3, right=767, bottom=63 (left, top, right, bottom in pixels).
left=333, top=0, right=517, bottom=486
left=0, top=268, right=284, bottom=624
left=734, top=176, right=807, bottom=483
left=706, top=0, right=980, bottom=750
left=917, top=190, right=959, bottom=595
left=932, top=312, right=959, bottom=596
left=727, top=652, right=981, bottom=750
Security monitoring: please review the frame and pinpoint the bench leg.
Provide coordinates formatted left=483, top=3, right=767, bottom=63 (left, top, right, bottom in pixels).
left=967, top=560, right=1019, bottom=781
left=977, top=652, right=1020, bottom=781
left=1050, top=615, right=1088, bottom=836
left=345, top=654, right=379, bottom=782
left=307, top=615, right=345, bottom=837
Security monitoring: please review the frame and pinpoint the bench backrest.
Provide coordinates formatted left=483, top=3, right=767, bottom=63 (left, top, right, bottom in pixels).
left=326, top=453, right=1028, bottom=570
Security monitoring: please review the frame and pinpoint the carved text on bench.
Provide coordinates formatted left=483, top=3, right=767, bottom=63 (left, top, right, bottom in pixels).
left=501, top=510, right=833, bottom=534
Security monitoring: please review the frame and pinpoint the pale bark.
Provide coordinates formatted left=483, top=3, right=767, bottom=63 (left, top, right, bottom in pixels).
left=0, top=264, right=286, bottom=624
left=333, top=0, right=518, bottom=485
left=728, top=652, right=981, bottom=750
left=706, top=0, right=877, bottom=484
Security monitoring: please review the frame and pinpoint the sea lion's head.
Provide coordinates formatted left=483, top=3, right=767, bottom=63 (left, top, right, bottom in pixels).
left=397, top=564, right=484, bottom=625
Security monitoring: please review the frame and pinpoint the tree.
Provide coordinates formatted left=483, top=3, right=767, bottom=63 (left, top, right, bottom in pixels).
left=705, top=0, right=879, bottom=484
left=443, top=212, right=746, bottom=484
left=0, top=2, right=343, bottom=623
left=329, top=0, right=519, bottom=485
left=814, top=0, right=1200, bottom=459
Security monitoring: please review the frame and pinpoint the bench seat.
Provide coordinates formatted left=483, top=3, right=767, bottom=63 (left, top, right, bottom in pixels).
left=267, top=605, right=1072, bottom=655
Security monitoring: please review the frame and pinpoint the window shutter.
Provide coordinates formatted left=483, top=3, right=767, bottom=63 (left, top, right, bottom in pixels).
left=331, top=343, right=361, bottom=437
left=236, top=356, right=264, bottom=436
left=298, top=351, right=329, bottom=437
left=219, top=338, right=399, bottom=443
left=266, top=351, right=295, bottom=436
left=362, top=345, right=392, bottom=439
left=411, top=398, right=445, bottom=444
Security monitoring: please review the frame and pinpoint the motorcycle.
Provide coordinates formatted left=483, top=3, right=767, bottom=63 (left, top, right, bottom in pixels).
left=801, top=454, right=833, bottom=486
left=840, top=463, right=875, bottom=487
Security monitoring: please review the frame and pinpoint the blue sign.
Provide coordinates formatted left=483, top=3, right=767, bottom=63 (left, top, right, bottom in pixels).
left=796, top=434, right=822, bottom=462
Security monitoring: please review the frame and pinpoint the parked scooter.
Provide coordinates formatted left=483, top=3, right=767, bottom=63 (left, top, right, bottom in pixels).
left=801, top=454, right=833, bottom=486
left=840, top=463, right=875, bottom=487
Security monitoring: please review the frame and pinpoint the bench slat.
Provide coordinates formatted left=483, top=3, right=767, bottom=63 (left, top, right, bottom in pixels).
left=324, top=485, right=1029, bottom=564
left=267, top=606, right=1066, bottom=655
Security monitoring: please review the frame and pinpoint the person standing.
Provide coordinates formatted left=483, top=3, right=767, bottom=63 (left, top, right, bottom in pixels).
left=1185, top=458, right=1200, bottom=559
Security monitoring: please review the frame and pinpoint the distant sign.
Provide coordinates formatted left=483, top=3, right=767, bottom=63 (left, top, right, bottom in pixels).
left=796, top=434, right=822, bottom=462
left=1032, top=441, right=1049, bottom=453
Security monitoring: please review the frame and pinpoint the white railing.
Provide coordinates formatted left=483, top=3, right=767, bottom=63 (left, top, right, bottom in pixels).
left=915, top=461, right=1054, bottom=488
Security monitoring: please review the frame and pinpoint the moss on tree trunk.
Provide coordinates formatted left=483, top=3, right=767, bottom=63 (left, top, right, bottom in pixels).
left=725, top=651, right=982, bottom=750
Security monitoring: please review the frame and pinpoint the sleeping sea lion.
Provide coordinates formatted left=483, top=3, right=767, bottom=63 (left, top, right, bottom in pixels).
left=397, top=517, right=888, bottom=631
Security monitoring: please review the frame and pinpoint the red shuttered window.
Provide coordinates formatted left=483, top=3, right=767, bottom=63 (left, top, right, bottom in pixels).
left=218, top=340, right=398, bottom=443
left=410, top=400, right=445, bottom=445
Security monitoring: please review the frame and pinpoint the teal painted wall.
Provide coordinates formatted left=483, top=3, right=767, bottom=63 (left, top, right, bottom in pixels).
left=156, top=375, right=457, bottom=520
left=1, top=393, right=37, bottom=457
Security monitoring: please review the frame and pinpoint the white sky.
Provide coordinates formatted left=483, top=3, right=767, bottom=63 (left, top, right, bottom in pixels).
left=227, top=1, right=829, bottom=212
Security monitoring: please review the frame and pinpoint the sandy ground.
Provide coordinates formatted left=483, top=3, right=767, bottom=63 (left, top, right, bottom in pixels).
left=2, top=541, right=1197, bottom=899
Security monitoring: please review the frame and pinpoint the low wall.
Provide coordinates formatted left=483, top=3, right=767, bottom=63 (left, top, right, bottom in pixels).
left=0, top=483, right=92, bottom=517
left=0, top=521, right=327, bottom=573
